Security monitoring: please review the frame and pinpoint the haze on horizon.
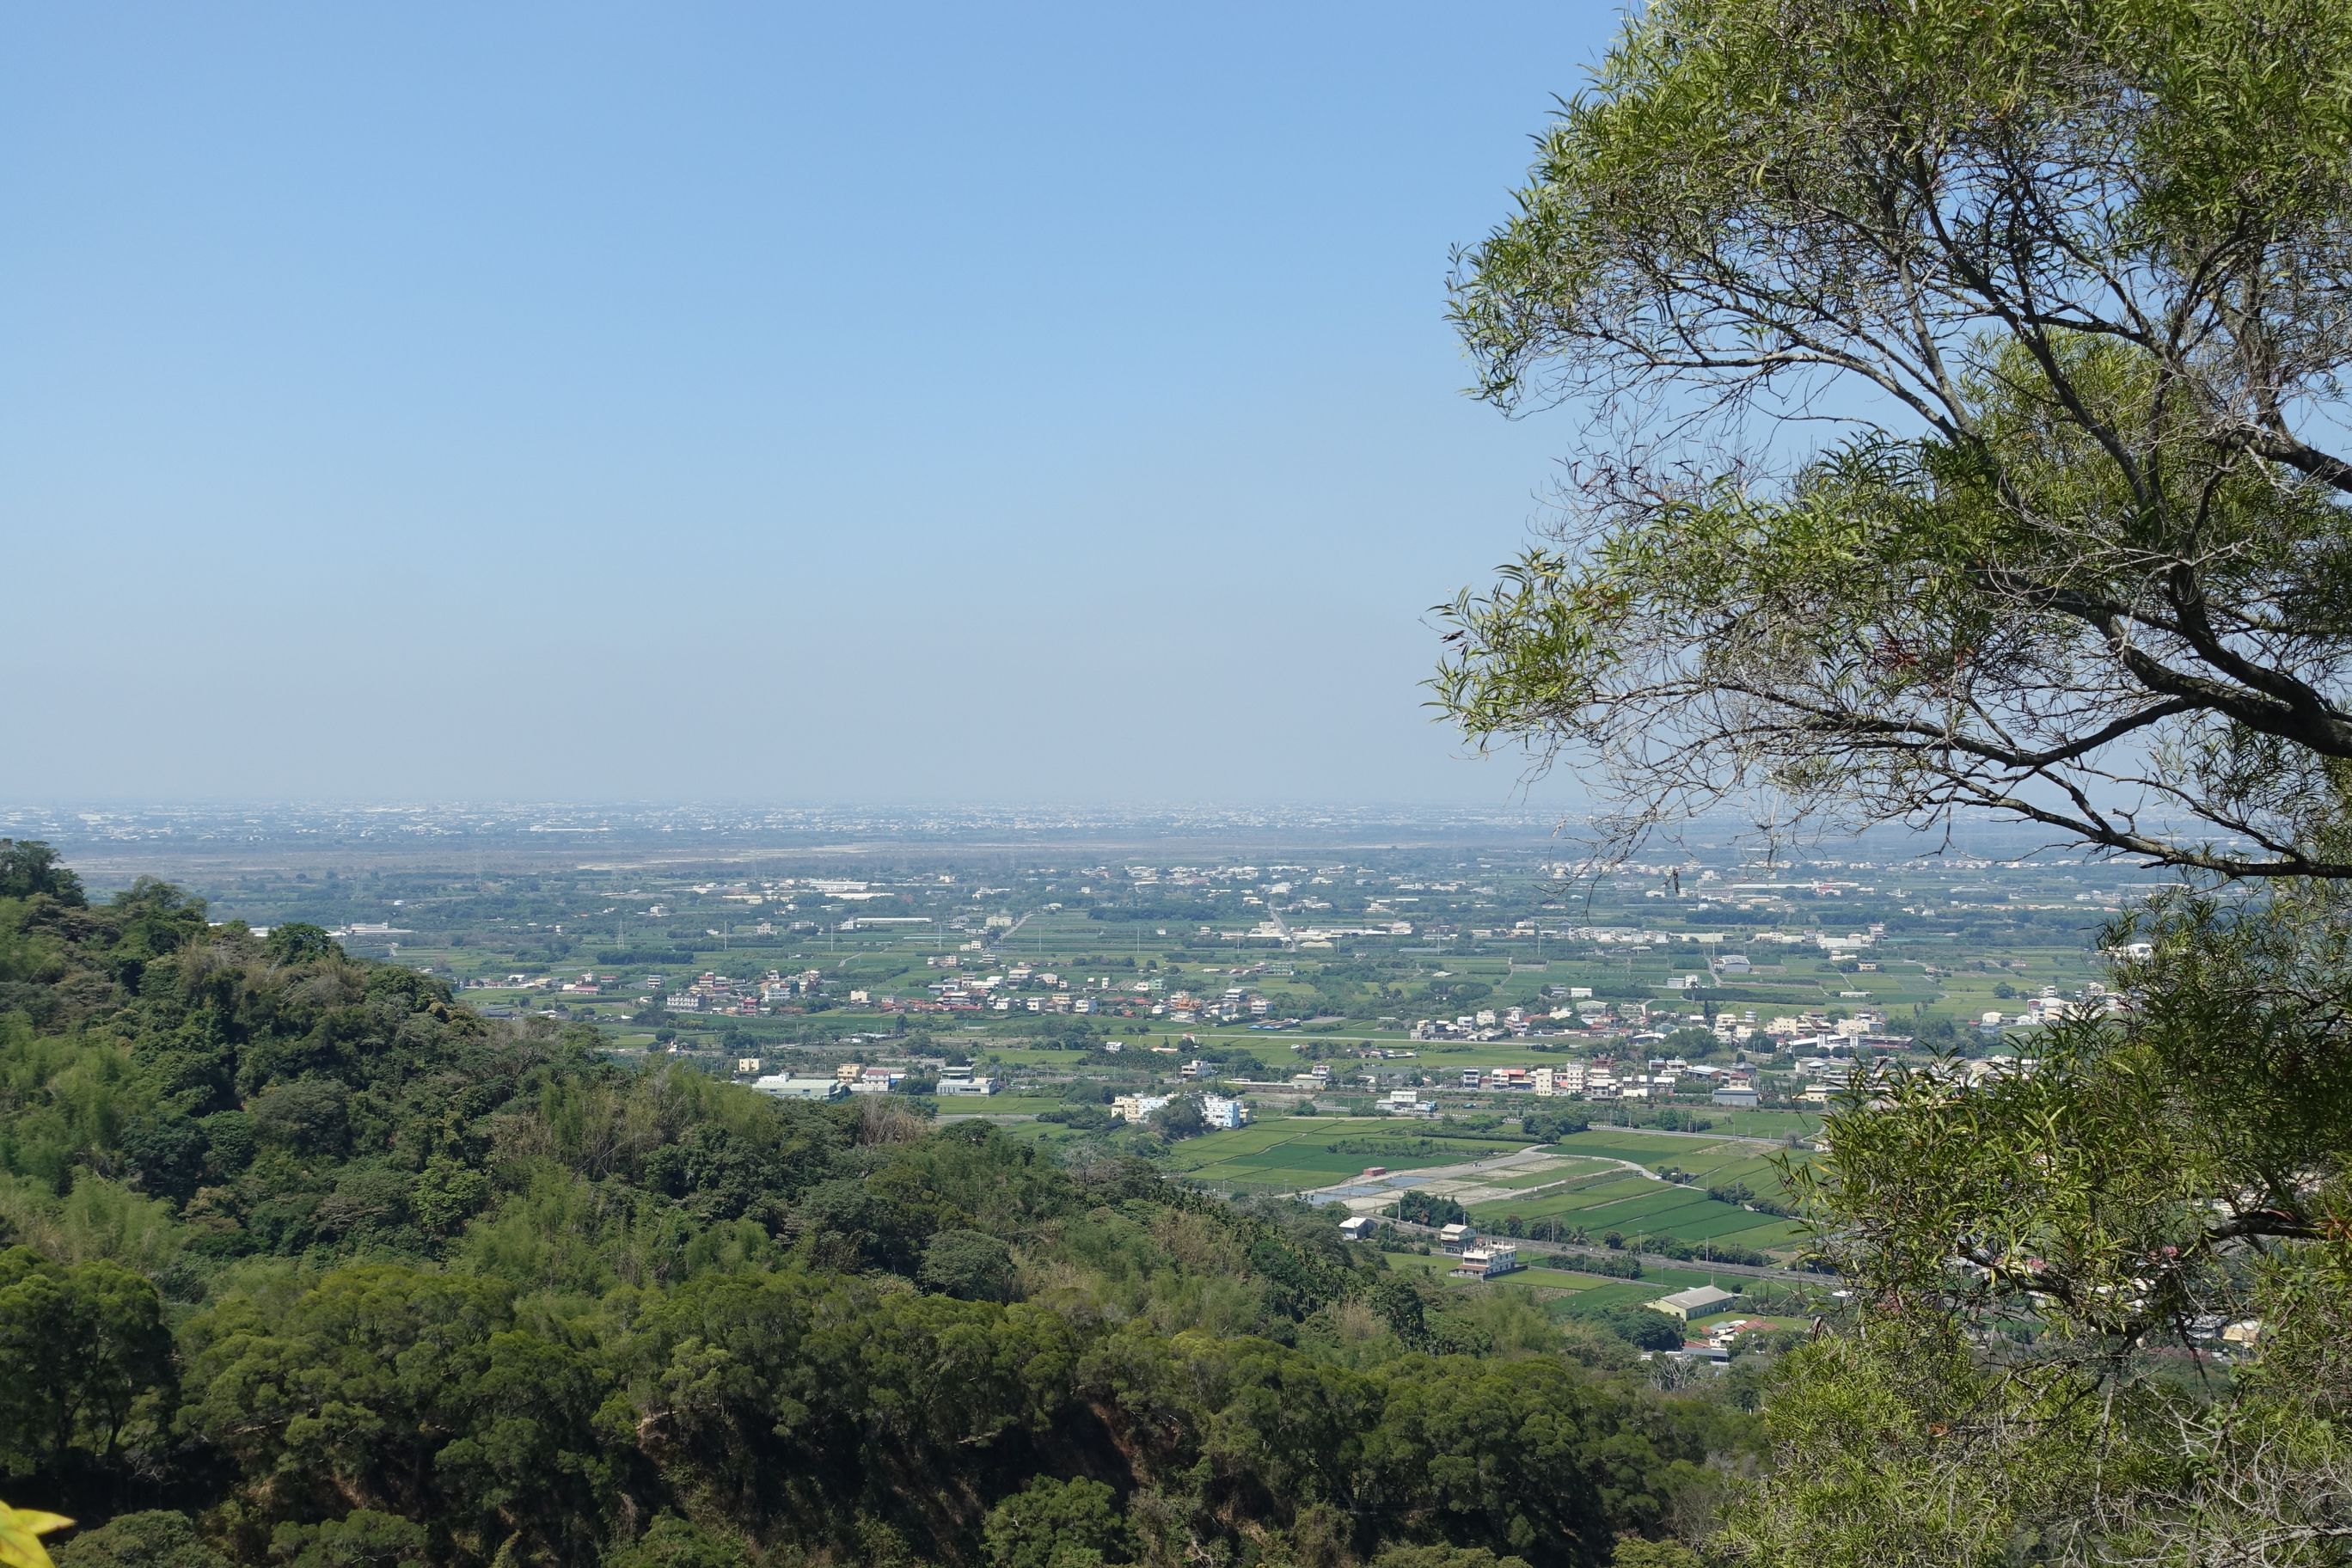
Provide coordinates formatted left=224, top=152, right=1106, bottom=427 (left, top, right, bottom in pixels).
left=1, top=3, right=1624, bottom=808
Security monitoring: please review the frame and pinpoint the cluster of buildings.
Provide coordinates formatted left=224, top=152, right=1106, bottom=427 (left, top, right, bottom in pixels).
left=655, top=969, right=825, bottom=1016
left=1110, top=1092, right=1249, bottom=1129
left=1370, top=1058, right=1762, bottom=1112
left=1381, top=1222, right=1522, bottom=1278
left=889, top=967, right=1283, bottom=1023
left=1976, top=983, right=2119, bottom=1031
left=746, top=1059, right=1000, bottom=1099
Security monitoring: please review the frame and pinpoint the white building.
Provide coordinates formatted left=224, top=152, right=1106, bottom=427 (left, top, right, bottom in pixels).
left=1646, top=1284, right=1738, bottom=1323
left=752, top=1075, right=846, bottom=1102
left=937, top=1065, right=1000, bottom=1097
left=1455, top=1244, right=1520, bottom=1278
left=1200, top=1093, right=1248, bottom=1130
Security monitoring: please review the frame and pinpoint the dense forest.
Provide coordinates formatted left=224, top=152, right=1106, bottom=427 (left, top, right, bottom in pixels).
left=0, top=847, right=1755, bottom=1568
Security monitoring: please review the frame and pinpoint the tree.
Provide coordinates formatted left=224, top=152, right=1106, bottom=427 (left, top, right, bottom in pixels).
left=1148, top=1095, right=1207, bottom=1141
left=603, top=1515, right=750, bottom=1568
left=1438, top=0, right=2352, bottom=881
left=1589, top=1305, right=1682, bottom=1354
left=1442, top=3, right=2352, bottom=1564
left=1660, top=1028, right=1716, bottom=1059
left=1520, top=1108, right=1589, bottom=1142
left=264, top=923, right=338, bottom=965
left=919, top=1228, right=1017, bottom=1303
left=1608, top=1539, right=1700, bottom=1568
left=265, top=1511, right=429, bottom=1568
left=0, top=842, right=82, bottom=906
left=51, top=1510, right=227, bottom=1568
left=0, top=1250, right=175, bottom=1472
left=981, top=1477, right=1133, bottom=1568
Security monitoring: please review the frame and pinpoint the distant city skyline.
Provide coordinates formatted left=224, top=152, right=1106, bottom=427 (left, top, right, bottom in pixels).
left=1, top=3, right=1626, bottom=805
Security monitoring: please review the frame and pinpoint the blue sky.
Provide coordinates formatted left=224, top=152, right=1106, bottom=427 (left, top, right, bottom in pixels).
left=2, top=3, right=1629, bottom=805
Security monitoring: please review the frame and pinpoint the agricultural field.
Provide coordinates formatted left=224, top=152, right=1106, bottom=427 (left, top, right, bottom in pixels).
left=1382, top=1254, right=1670, bottom=1308
left=1166, top=1117, right=1530, bottom=1193
left=1439, top=1130, right=1812, bottom=1256
left=1383, top=1250, right=1778, bottom=1320
left=46, top=808, right=2141, bottom=1249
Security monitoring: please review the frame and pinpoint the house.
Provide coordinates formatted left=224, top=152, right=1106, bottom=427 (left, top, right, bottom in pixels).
left=937, top=1066, right=1000, bottom=1097
left=751, top=1075, right=847, bottom=1102
left=1438, top=1222, right=1478, bottom=1253
left=1712, top=1086, right=1761, bottom=1108
left=1455, top=1244, right=1521, bottom=1278
left=1112, top=1093, right=1172, bottom=1122
left=1200, top=1093, right=1248, bottom=1130
left=1338, top=1216, right=1375, bottom=1241
left=1662, top=1341, right=1732, bottom=1373
left=1645, top=1284, right=1739, bottom=1322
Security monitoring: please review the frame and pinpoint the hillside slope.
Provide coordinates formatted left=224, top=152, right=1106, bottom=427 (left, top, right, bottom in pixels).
left=0, top=850, right=1752, bottom=1568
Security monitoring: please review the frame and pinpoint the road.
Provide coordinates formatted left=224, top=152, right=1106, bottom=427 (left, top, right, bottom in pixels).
left=986, top=910, right=1035, bottom=951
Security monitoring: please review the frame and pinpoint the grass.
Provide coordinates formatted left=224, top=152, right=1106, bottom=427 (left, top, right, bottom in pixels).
left=947, top=1093, right=1072, bottom=1116
left=1485, top=1156, right=1624, bottom=1189
left=1547, top=1130, right=1719, bottom=1162
left=1553, top=1281, right=1687, bottom=1315
left=1165, top=1117, right=1528, bottom=1191
left=1377, top=1248, right=1769, bottom=1317
left=1461, top=1146, right=1812, bottom=1256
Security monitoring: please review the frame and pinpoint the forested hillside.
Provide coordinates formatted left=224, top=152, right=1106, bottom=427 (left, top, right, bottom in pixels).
left=0, top=848, right=1754, bottom=1568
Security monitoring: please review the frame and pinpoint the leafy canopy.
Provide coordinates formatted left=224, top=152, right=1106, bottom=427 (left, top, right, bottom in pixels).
left=1441, top=0, right=2352, bottom=878
left=1443, top=3, right=2352, bottom=1563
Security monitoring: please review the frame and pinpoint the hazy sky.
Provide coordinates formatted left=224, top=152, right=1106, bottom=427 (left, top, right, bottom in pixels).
left=3, top=4, right=1627, bottom=805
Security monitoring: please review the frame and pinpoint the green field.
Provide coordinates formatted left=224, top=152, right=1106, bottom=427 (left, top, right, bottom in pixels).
left=1166, top=1117, right=1530, bottom=1192
left=1375, top=1245, right=1769, bottom=1324
left=1554, top=1281, right=1687, bottom=1314
left=1486, top=1155, right=1624, bottom=1188
left=1449, top=1130, right=1813, bottom=1254
left=937, top=1093, right=1069, bottom=1116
